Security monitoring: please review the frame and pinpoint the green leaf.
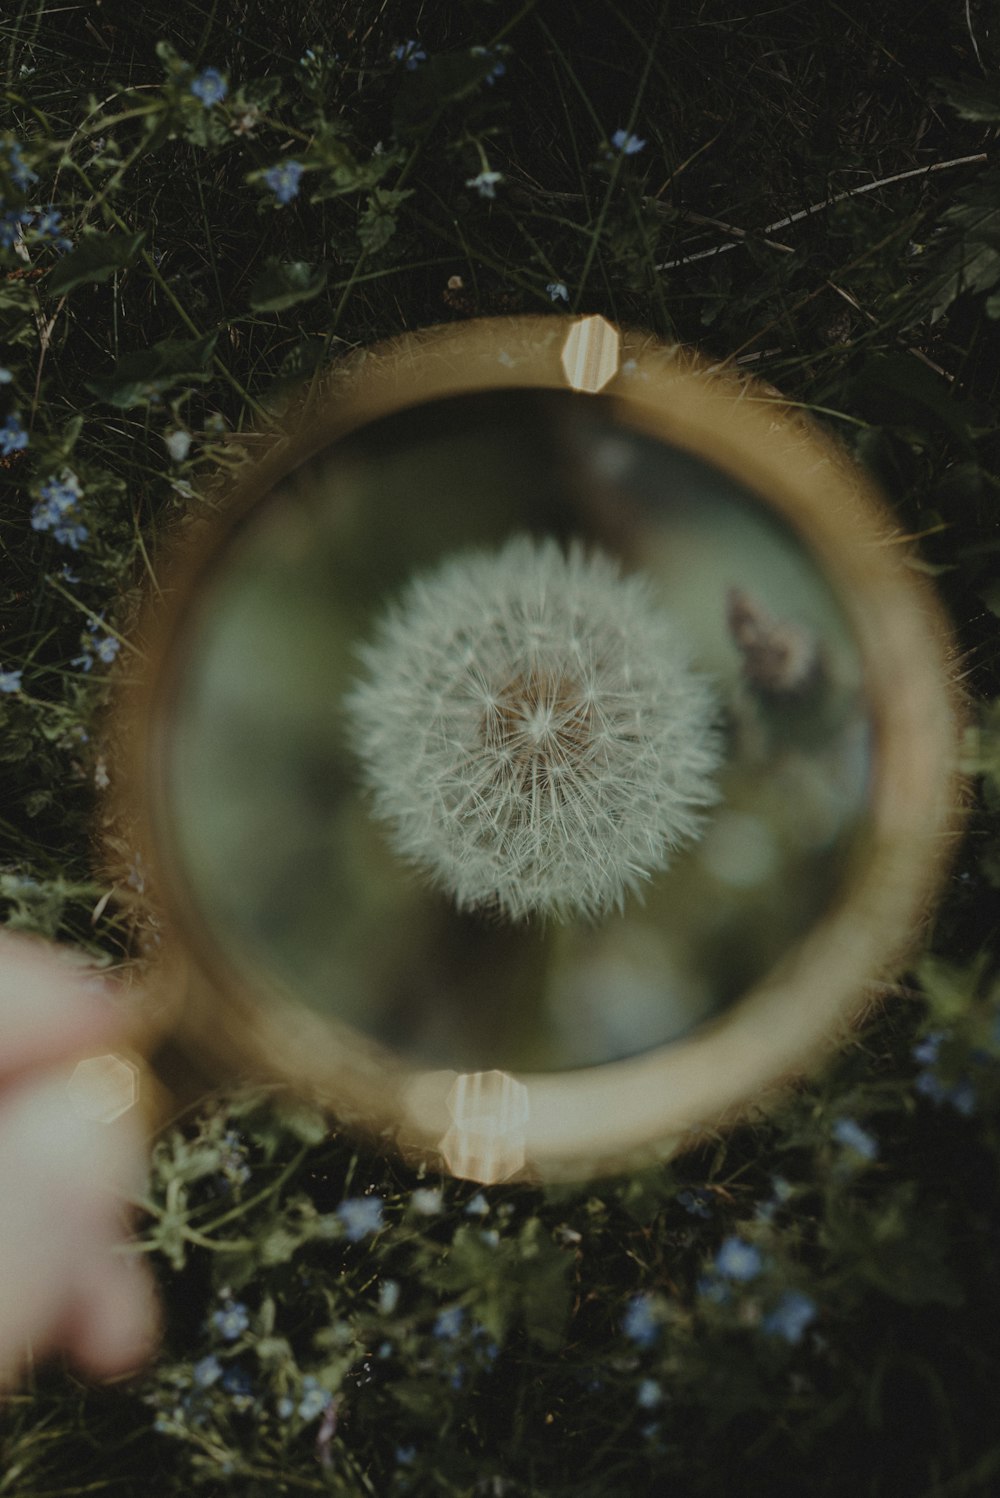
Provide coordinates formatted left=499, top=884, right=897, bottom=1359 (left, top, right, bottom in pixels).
left=357, top=187, right=414, bottom=254
left=935, top=75, right=1000, bottom=122
left=45, top=230, right=146, bottom=296
left=425, top=1219, right=573, bottom=1351
left=849, top=354, right=976, bottom=453
left=916, top=952, right=991, bottom=1023
left=248, top=258, right=328, bottom=311
left=84, top=329, right=218, bottom=407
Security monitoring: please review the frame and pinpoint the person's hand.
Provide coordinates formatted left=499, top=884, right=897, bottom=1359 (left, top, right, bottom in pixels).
left=0, top=932, right=161, bottom=1395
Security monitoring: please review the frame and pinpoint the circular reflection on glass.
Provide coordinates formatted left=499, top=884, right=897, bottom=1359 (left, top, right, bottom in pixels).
left=154, top=387, right=871, bottom=1074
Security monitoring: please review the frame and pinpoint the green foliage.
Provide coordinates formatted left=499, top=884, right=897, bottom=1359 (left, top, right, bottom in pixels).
left=44, top=229, right=147, bottom=296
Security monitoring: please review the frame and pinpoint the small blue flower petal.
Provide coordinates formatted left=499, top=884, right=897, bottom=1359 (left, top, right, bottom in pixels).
left=714, top=1236, right=763, bottom=1282
left=761, top=1289, right=817, bottom=1344
left=611, top=129, right=646, bottom=155
left=263, top=159, right=303, bottom=204
left=191, top=68, right=228, bottom=107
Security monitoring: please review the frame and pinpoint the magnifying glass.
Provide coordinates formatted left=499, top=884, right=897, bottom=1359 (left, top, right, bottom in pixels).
left=110, top=314, right=961, bottom=1184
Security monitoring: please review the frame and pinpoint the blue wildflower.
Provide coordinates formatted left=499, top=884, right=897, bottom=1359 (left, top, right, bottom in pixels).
left=378, top=1279, right=400, bottom=1314
left=53, top=517, right=89, bottom=549
left=472, top=1325, right=499, bottom=1364
left=0, top=208, right=31, bottom=250
left=546, top=281, right=569, bottom=303
left=622, top=1292, right=659, bottom=1347
left=637, top=1377, right=662, bottom=1409
left=696, top=1273, right=731, bottom=1305
left=471, top=46, right=506, bottom=84
left=832, top=1118, right=878, bottom=1161
left=0, top=667, right=23, bottom=693
left=192, top=1354, right=223, bottom=1388
left=276, top=1395, right=295, bottom=1419
left=449, top=1364, right=466, bottom=1390
left=221, top=1363, right=254, bottom=1404
left=411, top=1186, right=443, bottom=1214
left=32, top=469, right=82, bottom=536
left=0, top=410, right=28, bottom=455
left=211, top=1300, right=250, bottom=1341
left=611, top=129, right=646, bottom=155
left=396, top=1446, right=416, bottom=1465
left=434, top=1305, right=465, bottom=1339
left=714, top=1236, right=763, bottom=1282
left=392, top=40, right=426, bottom=69
left=677, top=1188, right=712, bottom=1218
left=298, top=1376, right=333, bottom=1421
left=191, top=68, right=228, bottom=107
left=4, top=141, right=38, bottom=189
left=465, top=170, right=502, bottom=199
left=947, top=1075, right=977, bottom=1116
left=336, top=1195, right=384, bottom=1241
left=913, top=1031, right=945, bottom=1066
left=0, top=367, right=12, bottom=383
left=31, top=206, right=73, bottom=252
left=761, top=1289, right=817, bottom=1345
left=465, top=1192, right=489, bottom=1216
left=263, top=159, right=303, bottom=204
left=913, top=1029, right=980, bottom=1115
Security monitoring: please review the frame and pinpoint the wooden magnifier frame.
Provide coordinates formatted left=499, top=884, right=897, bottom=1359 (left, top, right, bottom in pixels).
left=109, top=315, right=961, bottom=1184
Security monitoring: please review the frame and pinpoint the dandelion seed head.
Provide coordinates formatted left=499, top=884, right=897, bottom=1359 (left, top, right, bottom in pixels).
left=344, top=535, right=721, bottom=925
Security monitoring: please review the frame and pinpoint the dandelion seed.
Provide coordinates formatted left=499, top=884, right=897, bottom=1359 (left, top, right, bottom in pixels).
left=611, top=129, right=646, bottom=155
left=263, top=159, right=302, bottom=204
left=191, top=68, right=228, bottom=107
left=344, top=535, right=721, bottom=925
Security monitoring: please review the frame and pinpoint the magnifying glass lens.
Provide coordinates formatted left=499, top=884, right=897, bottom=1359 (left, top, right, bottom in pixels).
left=155, top=385, right=872, bottom=1075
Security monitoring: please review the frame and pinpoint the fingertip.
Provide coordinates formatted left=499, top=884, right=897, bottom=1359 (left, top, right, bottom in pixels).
left=69, top=1258, right=163, bottom=1384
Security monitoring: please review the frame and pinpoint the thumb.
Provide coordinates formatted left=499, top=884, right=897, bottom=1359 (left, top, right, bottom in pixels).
left=0, top=932, right=127, bottom=1083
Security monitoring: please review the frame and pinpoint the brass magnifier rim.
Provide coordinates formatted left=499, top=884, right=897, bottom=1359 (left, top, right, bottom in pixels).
left=117, top=314, right=962, bottom=1183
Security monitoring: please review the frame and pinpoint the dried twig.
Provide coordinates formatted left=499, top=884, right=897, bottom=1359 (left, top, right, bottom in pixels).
left=656, top=152, right=989, bottom=270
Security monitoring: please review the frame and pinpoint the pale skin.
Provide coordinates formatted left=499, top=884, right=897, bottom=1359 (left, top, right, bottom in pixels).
left=0, top=933, right=161, bottom=1396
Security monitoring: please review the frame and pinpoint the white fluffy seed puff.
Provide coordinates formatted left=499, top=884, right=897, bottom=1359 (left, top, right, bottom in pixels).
left=343, top=534, right=723, bottom=924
